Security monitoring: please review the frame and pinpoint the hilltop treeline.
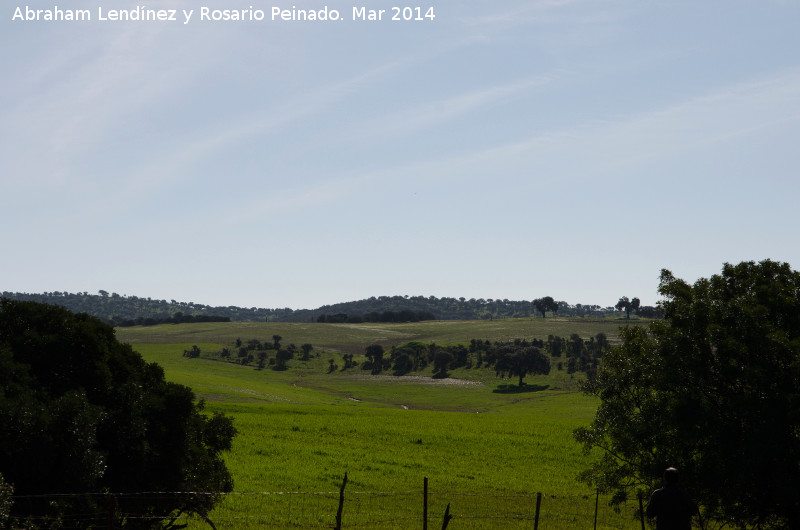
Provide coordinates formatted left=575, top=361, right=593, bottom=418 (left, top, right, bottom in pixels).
left=113, top=313, right=231, bottom=327
left=0, top=291, right=292, bottom=324
left=1, top=291, right=663, bottom=324
left=316, top=309, right=436, bottom=323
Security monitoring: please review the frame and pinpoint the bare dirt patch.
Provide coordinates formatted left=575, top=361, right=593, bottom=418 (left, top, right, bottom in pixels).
left=352, top=374, right=482, bottom=386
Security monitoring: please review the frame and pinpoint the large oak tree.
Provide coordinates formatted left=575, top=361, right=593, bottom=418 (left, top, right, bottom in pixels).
left=575, top=260, right=800, bottom=528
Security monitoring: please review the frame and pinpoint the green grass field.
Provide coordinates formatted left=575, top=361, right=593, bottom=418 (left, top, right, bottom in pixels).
left=116, top=319, right=646, bottom=528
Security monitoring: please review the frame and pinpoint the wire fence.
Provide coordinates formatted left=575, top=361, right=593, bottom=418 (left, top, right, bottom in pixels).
left=8, top=484, right=643, bottom=529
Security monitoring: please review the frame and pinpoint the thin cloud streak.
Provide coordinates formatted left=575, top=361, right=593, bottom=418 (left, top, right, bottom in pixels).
left=328, top=73, right=563, bottom=147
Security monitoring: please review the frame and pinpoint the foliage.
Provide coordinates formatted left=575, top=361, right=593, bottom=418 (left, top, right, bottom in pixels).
left=533, top=296, right=559, bottom=318
left=494, top=345, right=551, bottom=386
left=0, top=473, right=12, bottom=528
left=317, top=309, right=437, bottom=323
left=3, top=291, right=662, bottom=324
left=575, top=260, right=800, bottom=528
left=363, top=344, right=385, bottom=374
left=0, top=300, right=236, bottom=527
left=614, top=296, right=640, bottom=319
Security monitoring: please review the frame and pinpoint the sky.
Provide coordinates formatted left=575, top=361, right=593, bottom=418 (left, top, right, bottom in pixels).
left=2, top=0, right=799, bottom=310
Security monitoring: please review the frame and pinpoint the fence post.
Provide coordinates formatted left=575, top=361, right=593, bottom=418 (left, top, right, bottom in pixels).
left=106, top=493, right=116, bottom=530
left=638, top=491, right=646, bottom=530
left=441, top=503, right=453, bottom=530
left=594, top=488, right=599, bottom=530
left=423, top=477, right=428, bottom=530
left=533, top=492, right=542, bottom=530
left=335, top=472, right=348, bottom=530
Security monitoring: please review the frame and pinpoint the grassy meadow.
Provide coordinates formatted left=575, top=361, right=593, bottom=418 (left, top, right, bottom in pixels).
left=116, top=318, right=647, bottom=528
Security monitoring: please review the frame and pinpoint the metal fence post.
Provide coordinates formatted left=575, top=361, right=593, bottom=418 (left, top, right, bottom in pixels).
left=533, top=492, right=542, bottom=530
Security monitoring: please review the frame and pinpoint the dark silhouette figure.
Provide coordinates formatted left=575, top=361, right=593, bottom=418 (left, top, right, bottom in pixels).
left=646, top=467, right=699, bottom=530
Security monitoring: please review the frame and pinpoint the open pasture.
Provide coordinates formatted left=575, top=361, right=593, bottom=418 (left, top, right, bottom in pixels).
left=117, top=319, right=644, bottom=528
left=116, top=317, right=632, bottom=353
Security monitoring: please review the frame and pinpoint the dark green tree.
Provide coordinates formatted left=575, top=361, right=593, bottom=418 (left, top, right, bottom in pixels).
left=0, top=300, right=236, bottom=527
left=364, top=344, right=384, bottom=374
left=533, top=296, right=558, bottom=318
left=575, top=260, right=800, bottom=528
left=495, top=346, right=550, bottom=386
left=274, top=348, right=293, bottom=370
left=630, top=297, right=640, bottom=315
left=432, top=350, right=454, bottom=379
left=392, top=353, right=414, bottom=375
left=615, top=296, right=631, bottom=318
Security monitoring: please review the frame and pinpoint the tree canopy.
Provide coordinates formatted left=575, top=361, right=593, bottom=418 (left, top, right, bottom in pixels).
left=0, top=299, right=236, bottom=527
left=533, top=296, right=558, bottom=318
left=575, top=260, right=800, bottom=528
left=614, top=296, right=640, bottom=319
left=494, top=345, right=551, bottom=386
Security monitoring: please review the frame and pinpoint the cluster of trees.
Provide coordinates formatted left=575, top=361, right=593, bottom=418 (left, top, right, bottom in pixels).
left=191, top=335, right=315, bottom=371
left=3, top=291, right=663, bottom=324
left=338, top=334, right=611, bottom=383
left=311, top=295, right=662, bottom=321
left=114, top=312, right=231, bottom=327
left=312, top=295, right=566, bottom=321
left=576, top=260, right=800, bottom=527
left=0, top=299, right=236, bottom=526
left=316, top=310, right=436, bottom=323
left=356, top=342, right=470, bottom=377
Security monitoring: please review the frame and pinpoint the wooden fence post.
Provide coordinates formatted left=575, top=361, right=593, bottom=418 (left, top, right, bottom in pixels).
left=106, top=493, right=116, bottom=530
left=423, top=476, right=428, bottom=530
left=594, top=488, right=599, bottom=530
left=441, top=503, right=453, bottom=530
left=335, top=472, right=348, bottom=530
left=533, top=492, right=542, bottom=530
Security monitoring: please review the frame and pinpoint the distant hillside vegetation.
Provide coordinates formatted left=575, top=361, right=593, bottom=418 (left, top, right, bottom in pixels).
left=1, top=291, right=663, bottom=324
left=0, top=291, right=290, bottom=324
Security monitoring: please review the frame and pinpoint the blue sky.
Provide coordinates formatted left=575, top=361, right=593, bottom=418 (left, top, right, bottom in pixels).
left=2, top=0, right=799, bottom=310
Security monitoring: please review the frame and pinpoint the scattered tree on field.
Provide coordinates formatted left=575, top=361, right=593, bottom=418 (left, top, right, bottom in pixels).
left=392, top=352, right=414, bottom=375
left=183, top=344, right=202, bottom=358
left=327, top=358, right=338, bottom=373
left=341, top=353, right=357, bottom=370
left=364, top=344, right=385, bottom=374
left=432, top=350, right=455, bottom=379
left=274, top=348, right=293, bottom=370
left=495, top=346, right=550, bottom=386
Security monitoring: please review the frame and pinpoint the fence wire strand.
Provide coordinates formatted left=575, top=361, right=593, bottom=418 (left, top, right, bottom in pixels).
left=9, top=489, right=641, bottom=529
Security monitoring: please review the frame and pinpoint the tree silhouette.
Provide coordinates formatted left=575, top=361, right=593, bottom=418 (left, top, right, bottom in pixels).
left=495, top=346, right=550, bottom=386
left=533, top=296, right=558, bottom=318
left=576, top=261, right=800, bottom=527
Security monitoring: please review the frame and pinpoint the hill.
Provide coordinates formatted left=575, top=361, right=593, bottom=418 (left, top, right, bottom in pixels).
left=1, top=290, right=662, bottom=324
